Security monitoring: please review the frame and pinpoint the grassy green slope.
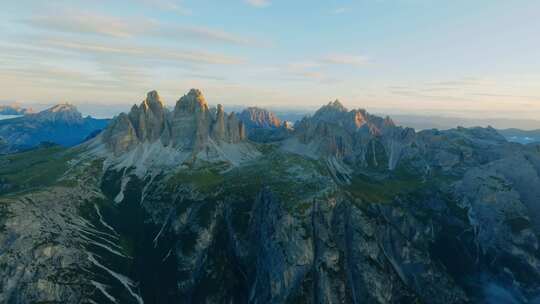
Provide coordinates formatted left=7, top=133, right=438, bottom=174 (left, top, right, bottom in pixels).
left=0, top=146, right=80, bottom=195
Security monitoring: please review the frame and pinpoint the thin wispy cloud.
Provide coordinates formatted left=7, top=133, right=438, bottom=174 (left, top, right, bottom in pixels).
left=332, top=7, right=348, bottom=14
left=471, top=93, right=540, bottom=101
left=136, top=0, right=192, bottom=15
left=245, top=0, right=271, bottom=8
left=287, top=62, right=321, bottom=70
left=41, top=39, right=245, bottom=65
left=164, top=26, right=263, bottom=46
left=22, top=11, right=265, bottom=47
left=321, top=54, right=370, bottom=66
left=22, top=12, right=153, bottom=38
left=3, top=1, right=539, bottom=120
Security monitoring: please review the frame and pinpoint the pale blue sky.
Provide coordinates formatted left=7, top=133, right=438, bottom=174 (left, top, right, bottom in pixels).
left=1, top=0, right=539, bottom=118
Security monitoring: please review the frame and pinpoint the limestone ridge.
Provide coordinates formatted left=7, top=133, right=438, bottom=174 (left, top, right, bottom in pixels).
left=32, top=103, right=84, bottom=124
left=238, top=107, right=292, bottom=143
left=289, top=99, right=415, bottom=170
left=238, top=107, right=282, bottom=129
left=102, top=89, right=246, bottom=155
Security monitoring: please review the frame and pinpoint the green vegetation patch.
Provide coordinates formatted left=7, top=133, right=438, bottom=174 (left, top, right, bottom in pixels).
left=167, top=163, right=226, bottom=192
left=347, top=171, right=424, bottom=204
left=0, top=146, right=78, bottom=194
left=223, top=150, right=330, bottom=212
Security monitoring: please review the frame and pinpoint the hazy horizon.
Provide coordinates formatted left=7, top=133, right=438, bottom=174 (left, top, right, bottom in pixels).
left=4, top=96, right=540, bottom=131
left=2, top=1, right=539, bottom=120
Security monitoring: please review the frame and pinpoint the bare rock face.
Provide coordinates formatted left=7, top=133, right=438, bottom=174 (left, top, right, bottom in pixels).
left=225, top=112, right=245, bottom=144
left=211, top=104, right=227, bottom=141
left=129, top=90, right=168, bottom=143
left=101, top=113, right=139, bottom=156
left=238, top=107, right=291, bottom=143
left=100, top=89, right=247, bottom=157
left=238, top=107, right=282, bottom=129
left=170, top=89, right=211, bottom=150
left=32, top=103, right=83, bottom=124
left=291, top=99, right=415, bottom=169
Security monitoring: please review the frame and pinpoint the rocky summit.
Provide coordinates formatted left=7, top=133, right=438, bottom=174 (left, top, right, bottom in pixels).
left=238, top=106, right=292, bottom=143
left=1, top=89, right=540, bottom=304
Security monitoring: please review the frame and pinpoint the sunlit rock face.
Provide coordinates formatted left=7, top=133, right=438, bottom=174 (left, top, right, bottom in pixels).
left=288, top=99, right=416, bottom=170
left=101, top=89, right=247, bottom=156
left=238, top=107, right=282, bottom=130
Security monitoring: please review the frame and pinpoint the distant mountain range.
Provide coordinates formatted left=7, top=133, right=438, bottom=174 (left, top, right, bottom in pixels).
left=497, top=128, right=540, bottom=144
left=391, top=113, right=540, bottom=131
left=0, top=103, right=33, bottom=115
left=0, top=103, right=109, bottom=154
left=390, top=114, right=540, bottom=144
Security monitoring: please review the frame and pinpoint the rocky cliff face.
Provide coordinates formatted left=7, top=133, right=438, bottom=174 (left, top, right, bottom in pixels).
left=32, top=103, right=84, bottom=124
left=238, top=107, right=293, bottom=143
left=285, top=100, right=415, bottom=172
left=239, top=107, right=282, bottom=129
left=101, top=89, right=247, bottom=159
left=1, top=90, right=540, bottom=303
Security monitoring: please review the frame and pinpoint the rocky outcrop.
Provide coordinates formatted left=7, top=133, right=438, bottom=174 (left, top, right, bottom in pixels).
left=128, top=90, right=168, bottom=143
left=286, top=100, right=415, bottom=170
left=238, top=107, right=292, bottom=143
left=238, top=107, right=282, bottom=129
left=101, top=89, right=247, bottom=157
left=102, top=113, right=140, bottom=155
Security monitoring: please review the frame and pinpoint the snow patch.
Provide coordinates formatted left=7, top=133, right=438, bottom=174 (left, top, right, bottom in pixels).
left=94, top=204, right=119, bottom=236
left=91, top=280, right=118, bottom=304
left=114, top=175, right=130, bottom=204
left=88, top=253, right=144, bottom=304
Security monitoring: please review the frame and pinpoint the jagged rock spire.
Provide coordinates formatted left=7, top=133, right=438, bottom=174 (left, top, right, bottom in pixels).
left=174, top=88, right=209, bottom=114
left=142, top=90, right=165, bottom=113
left=128, top=90, right=167, bottom=142
left=101, top=89, right=247, bottom=156
left=212, top=104, right=226, bottom=140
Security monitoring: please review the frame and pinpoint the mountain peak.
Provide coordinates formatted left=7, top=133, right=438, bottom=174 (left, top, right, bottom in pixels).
left=239, top=107, right=282, bottom=129
left=175, top=88, right=208, bottom=113
left=48, top=103, right=78, bottom=113
left=141, top=90, right=166, bottom=116
left=327, top=99, right=347, bottom=112
left=34, top=103, right=83, bottom=123
left=145, top=90, right=164, bottom=107
left=312, top=99, right=349, bottom=122
left=102, top=89, right=247, bottom=157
